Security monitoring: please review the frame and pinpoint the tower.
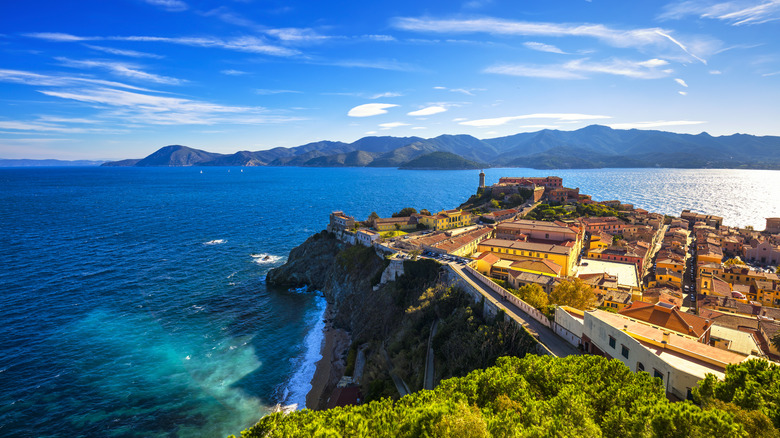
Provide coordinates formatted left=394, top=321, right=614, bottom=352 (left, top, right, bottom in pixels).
left=478, top=169, right=485, bottom=189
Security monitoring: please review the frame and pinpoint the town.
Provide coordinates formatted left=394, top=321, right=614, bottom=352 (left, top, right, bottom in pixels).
left=326, top=172, right=780, bottom=402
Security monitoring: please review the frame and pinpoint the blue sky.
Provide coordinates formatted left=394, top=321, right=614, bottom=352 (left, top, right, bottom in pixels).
left=2, top=0, right=780, bottom=159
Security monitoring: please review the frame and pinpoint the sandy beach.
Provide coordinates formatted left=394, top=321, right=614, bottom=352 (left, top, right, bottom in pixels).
left=306, top=303, right=351, bottom=410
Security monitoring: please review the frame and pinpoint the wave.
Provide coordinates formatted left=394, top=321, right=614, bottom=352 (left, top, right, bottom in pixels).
left=279, top=294, right=327, bottom=410
left=251, top=253, right=284, bottom=264
left=204, top=239, right=226, bottom=245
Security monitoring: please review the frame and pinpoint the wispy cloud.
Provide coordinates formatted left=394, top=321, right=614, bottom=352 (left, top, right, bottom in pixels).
left=25, top=33, right=298, bottom=57
left=460, top=113, right=611, bottom=127
left=221, top=69, right=248, bottom=76
left=379, top=122, right=411, bottom=129
left=143, top=0, right=188, bottom=12
left=679, top=91, right=689, bottom=95
left=0, top=68, right=153, bottom=91
left=607, top=120, right=706, bottom=129
left=523, top=41, right=568, bottom=54
left=486, top=58, right=672, bottom=79
left=320, top=59, right=420, bottom=72
left=762, top=70, right=780, bottom=76
left=36, top=87, right=301, bottom=125
left=408, top=106, right=447, bottom=116
left=255, top=89, right=302, bottom=95
left=659, top=0, right=780, bottom=25
left=392, top=17, right=711, bottom=62
left=56, top=57, right=184, bottom=85
left=84, top=45, right=163, bottom=59
left=0, top=120, right=124, bottom=134
left=675, top=78, right=689, bottom=87
left=432, top=86, right=484, bottom=95
left=347, top=103, right=398, bottom=117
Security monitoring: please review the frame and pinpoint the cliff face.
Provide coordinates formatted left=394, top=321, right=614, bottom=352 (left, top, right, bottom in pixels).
left=266, top=231, right=388, bottom=340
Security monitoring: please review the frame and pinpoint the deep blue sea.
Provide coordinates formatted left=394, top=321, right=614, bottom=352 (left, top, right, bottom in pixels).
left=1, top=166, right=778, bottom=437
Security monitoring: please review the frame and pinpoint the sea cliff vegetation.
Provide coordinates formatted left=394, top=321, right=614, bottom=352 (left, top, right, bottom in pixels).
left=232, top=354, right=780, bottom=438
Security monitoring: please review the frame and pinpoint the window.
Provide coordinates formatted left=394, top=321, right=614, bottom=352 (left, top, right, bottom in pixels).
left=621, top=345, right=630, bottom=359
left=654, top=369, right=663, bottom=380
left=637, top=362, right=645, bottom=372
left=608, top=336, right=616, bottom=349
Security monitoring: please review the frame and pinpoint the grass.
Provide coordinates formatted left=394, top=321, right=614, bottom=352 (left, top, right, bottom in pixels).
left=380, top=230, right=409, bottom=238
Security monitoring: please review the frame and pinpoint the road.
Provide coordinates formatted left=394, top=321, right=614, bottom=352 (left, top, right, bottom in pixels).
left=450, top=263, right=580, bottom=358
left=423, top=319, right=439, bottom=390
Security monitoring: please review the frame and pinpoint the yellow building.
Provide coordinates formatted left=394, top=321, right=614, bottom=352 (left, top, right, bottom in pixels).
left=589, top=232, right=611, bottom=251
left=373, top=216, right=417, bottom=232
left=418, top=209, right=473, bottom=231
left=477, top=238, right=576, bottom=276
left=656, top=256, right=686, bottom=275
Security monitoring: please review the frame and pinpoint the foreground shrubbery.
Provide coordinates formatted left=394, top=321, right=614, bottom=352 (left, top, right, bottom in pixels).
left=232, top=354, right=779, bottom=437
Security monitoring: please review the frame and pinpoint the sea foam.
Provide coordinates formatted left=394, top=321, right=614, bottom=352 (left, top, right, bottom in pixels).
left=251, top=253, right=284, bottom=264
left=203, top=239, right=226, bottom=245
left=280, top=294, right=327, bottom=410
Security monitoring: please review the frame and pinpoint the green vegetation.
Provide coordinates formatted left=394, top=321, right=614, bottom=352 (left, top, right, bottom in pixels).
left=724, top=257, right=747, bottom=267
left=380, top=230, right=408, bottom=238
left=524, top=202, right=623, bottom=222
left=337, top=244, right=379, bottom=273
left=550, top=278, right=595, bottom=310
left=399, top=151, right=485, bottom=170
left=392, top=207, right=418, bottom=217
left=694, top=359, right=780, bottom=436
left=511, top=284, right=548, bottom=310
left=233, top=354, right=775, bottom=438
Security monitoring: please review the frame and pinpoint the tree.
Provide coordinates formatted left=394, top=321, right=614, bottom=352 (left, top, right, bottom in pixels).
left=514, top=284, right=548, bottom=310
left=490, top=199, right=500, bottom=209
left=367, top=211, right=379, bottom=222
left=420, top=209, right=431, bottom=216
left=392, top=207, right=417, bottom=217
left=550, top=278, right=595, bottom=310
left=776, top=266, right=780, bottom=275
left=772, top=332, right=780, bottom=352
left=724, top=257, right=747, bottom=267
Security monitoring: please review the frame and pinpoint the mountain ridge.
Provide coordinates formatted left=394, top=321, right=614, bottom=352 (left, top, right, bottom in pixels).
left=100, top=125, right=780, bottom=170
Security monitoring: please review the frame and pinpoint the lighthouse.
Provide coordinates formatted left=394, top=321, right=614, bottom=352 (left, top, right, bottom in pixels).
left=478, top=169, right=485, bottom=189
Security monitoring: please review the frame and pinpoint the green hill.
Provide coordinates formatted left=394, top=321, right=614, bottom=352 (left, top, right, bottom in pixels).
left=400, top=151, right=485, bottom=170
left=234, top=354, right=779, bottom=438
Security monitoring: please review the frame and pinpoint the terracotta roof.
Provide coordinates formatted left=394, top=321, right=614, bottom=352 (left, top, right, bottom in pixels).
left=479, top=238, right=575, bottom=256
left=475, top=251, right=500, bottom=265
left=618, top=301, right=710, bottom=338
left=509, top=259, right=562, bottom=276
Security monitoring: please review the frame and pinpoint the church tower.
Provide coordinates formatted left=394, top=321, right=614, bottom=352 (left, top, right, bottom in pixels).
left=479, top=169, right=485, bottom=189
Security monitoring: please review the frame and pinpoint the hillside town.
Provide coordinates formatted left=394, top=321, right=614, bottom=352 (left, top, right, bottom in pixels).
left=326, top=172, right=780, bottom=402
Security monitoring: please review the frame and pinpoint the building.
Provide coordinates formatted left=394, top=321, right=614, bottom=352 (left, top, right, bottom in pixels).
left=580, top=309, right=750, bottom=400
left=746, top=240, right=780, bottom=265
left=421, top=227, right=492, bottom=257
left=373, top=216, right=417, bottom=232
left=481, top=209, right=519, bottom=223
left=618, top=301, right=712, bottom=343
left=478, top=170, right=485, bottom=189
left=581, top=216, right=629, bottom=234
left=477, top=238, right=578, bottom=276
left=544, top=186, right=580, bottom=203
left=417, top=209, right=473, bottom=231
left=766, top=218, right=780, bottom=234
left=328, top=211, right=355, bottom=233
left=681, top=209, right=723, bottom=230
left=498, top=176, right=562, bottom=188
left=494, top=219, right=580, bottom=243
left=356, top=229, right=379, bottom=247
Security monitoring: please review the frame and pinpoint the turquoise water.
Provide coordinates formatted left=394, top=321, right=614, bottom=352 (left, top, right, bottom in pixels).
left=0, top=166, right=778, bottom=437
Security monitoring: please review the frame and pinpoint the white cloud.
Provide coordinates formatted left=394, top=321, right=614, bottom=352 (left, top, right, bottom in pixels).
left=36, top=87, right=301, bottom=126
left=369, top=92, right=403, bottom=99
left=56, top=58, right=184, bottom=85
left=347, top=103, right=398, bottom=117
left=0, top=120, right=124, bottom=134
left=255, top=89, right=302, bottom=95
left=321, top=59, right=420, bottom=72
left=379, top=122, right=411, bottom=129
left=391, top=17, right=711, bottom=62
left=85, top=45, right=163, bottom=59
left=452, top=117, right=468, bottom=122
left=411, top=126, right=428, bottom=130
left=365, top=131, right=379, bottom=135
left=25, top=33, right=298, bottom=57
left=486, top=58, right=672, bottom=80
left=659, top=0, right=780, bottom=25
left=607, top=120, right=706, bottom=129
left=763, top=70, right=780, bottom=76
left=407, top=106, right=447, bottom=116
left=0, top=68, right=153, bottom=91
left=675, top=78, right=689, bottom=87
left=221, top=69, right=248, bottom=76
left=679, top=91, right=688, bottom=95
left=460, top=113, right=611, bottom=127
left=523, top=41, right=567, bottom=54
left=433, top=86, right=447, bottom=90
left=24, top=32, right=87, bottom=42
left=710, top=70, right=723, bottom=74
left=144, top=0, right=188, bottom=12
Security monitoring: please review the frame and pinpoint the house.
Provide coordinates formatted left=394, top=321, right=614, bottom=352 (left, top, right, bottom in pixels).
left=618, top=301, right=712, bottom=343
left=481, top=209, right=519, bottom=223
left=746, top=240, right=780, bottom=265
left=328, top=211, right=355, bottom=233
left=494, top=219, right=580, bottom=243
left=356, top=229, right=379, bottom=247
left=417, top=209, right=473, bottom=231
left=373, top=216, right=417, bottom=232
left=477, top=238, right=577, bottom=276
left=581, top=216, right=629, bottom=234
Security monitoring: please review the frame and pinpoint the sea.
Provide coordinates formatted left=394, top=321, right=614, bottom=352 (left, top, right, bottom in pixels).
left=1, top=166, right=779, bottom=437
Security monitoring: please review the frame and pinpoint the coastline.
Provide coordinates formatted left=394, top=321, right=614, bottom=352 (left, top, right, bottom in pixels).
left=306, top=303, right=351, bottom=410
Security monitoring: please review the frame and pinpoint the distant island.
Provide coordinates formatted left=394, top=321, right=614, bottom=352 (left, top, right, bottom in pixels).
left=100, top=125, right=780, bottom=170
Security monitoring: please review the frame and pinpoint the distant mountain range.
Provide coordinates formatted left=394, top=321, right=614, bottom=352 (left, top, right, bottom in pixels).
left=0, top=159, right=105, bottom=167
left=100, top=125, right=780, bottom=170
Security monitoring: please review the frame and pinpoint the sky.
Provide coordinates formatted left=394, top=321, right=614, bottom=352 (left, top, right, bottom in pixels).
left=1, top=0, right=780, bottom=160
